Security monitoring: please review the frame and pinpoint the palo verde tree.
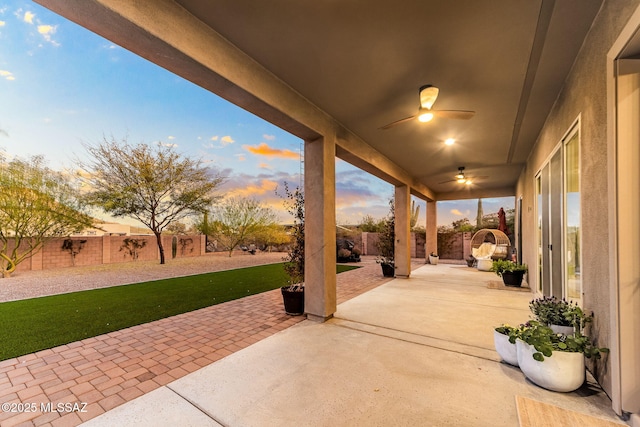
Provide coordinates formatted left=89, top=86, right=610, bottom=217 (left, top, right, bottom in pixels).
left=79, top=138, right=224, bottom=264
left=0, top=154, right=94, bottom=278
left=202, top=197, right=277, bottom=257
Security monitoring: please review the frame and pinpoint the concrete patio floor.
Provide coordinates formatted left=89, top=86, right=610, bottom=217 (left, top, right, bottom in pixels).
left=81, top=264, right=626, bottom=427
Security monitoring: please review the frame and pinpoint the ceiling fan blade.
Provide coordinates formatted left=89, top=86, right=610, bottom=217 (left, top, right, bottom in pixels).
left=431, top=110, right=476, bottom=120
left=438, top=178, right=457, bottom=184
left=379, top=115, right=416, bottom=130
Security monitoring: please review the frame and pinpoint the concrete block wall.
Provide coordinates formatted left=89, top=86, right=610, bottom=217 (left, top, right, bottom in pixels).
left=3, top=234, right=205, bottom=274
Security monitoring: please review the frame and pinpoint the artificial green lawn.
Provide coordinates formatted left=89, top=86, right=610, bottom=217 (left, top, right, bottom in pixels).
left=0, top=263, right=358, bottom=361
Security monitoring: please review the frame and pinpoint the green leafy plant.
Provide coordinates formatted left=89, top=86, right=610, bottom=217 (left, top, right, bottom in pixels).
left=375, top=198, right=395, bottom=265
left=490, top=259, right=527, bottom=277
left=278, top=182, right=304, bottom=291
left=529, top=296, right=593, bottom=330
left=494, top=324, right=518, bottom=336
left=516, top=321, right=608, bottom=362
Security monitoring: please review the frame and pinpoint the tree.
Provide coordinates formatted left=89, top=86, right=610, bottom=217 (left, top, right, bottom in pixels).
left=79, top=138, right=224, bottom=264
left=358, top=214, right=384, bottom=232
left=208, top=197, right=277, bottom=257
left=0, top=155, right=94, bottom=278
left=252, top=223, right=291, bottom=251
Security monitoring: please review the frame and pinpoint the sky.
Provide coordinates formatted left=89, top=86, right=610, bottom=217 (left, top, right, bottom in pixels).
left=0, top=1, right=512, bottom=227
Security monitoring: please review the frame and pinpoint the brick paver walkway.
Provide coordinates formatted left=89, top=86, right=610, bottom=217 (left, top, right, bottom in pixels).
left=0, top=257, right=424, bottom=427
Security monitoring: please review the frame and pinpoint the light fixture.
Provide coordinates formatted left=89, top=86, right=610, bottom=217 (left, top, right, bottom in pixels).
left=417, top=108, right=434, bottom=123
left=465, top=179, right=472, bottom=185
left=457, top=177, right=466, bottom=183
left=444, top=138, right=455, bottom=146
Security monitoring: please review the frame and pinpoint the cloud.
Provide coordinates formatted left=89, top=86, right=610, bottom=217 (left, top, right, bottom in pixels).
left=242, top=142, right=299, bottom=160
left=0, top=21, right=5, bottom=27
left=259, top=162, right=272, bottom=169
left=159, top=142, right=178, bottom=148
left=167, top=135, right=175, bottom=140
left=23, top=11, right=35, bottom=24
left=203, top=135, right=235, bottom=149
left=450, top=209, right=470, bottom=217
left=37, top=24, right=59, bottom=45
left=0, top=70, right=15, bottom=81
left=229, top=179, right=279, bottom=197
left=220, top=135, right=234, bottom=145
left=263, top=134, right=276, bottom=141
left=235, top=154, right=246, bottom=161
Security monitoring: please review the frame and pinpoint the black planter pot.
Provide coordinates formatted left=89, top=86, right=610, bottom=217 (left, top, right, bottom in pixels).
left=281, top=287, right=305, bottom=315
left=381, top=263, right=395, bottom=277
left=502, top=271, right=525, bottom=287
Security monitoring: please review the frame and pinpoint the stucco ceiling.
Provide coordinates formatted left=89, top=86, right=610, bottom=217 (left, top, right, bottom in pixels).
left=170, top=0, right=602, bottom=199
left=37, top=0, right=603, bottom=200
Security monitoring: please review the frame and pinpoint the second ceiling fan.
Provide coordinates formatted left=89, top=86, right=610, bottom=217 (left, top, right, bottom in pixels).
left=439, top=167, right=488, bottom=185
left=380, top=85, right=475, bottom=130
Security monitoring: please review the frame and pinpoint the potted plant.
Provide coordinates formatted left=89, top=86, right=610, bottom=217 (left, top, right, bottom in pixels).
left=428, top=252, right=439, bottom=265
left=490, top=259, right=527, bottom=287
left=279, top=183, right=305, bottom=315
left=493, top=324, right=520, bottom=366
left=375, top=199, right=395, bottom=277
left=529, top=296, right=592, bottom=335
left=514, top=321, right=608, bottom=392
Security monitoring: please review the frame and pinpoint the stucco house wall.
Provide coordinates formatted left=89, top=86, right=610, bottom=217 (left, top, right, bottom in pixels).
left=516, top=0, right=640, bottom=397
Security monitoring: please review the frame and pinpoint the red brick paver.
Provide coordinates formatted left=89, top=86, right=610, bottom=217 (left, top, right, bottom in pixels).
left=0, top=257, right=423, bottom=427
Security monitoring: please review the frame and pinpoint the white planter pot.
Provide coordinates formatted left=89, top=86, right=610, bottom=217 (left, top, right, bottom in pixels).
left=429, top=255, right=439, bottom=265
left=477, top=258, right=493, bottom=271
left=493, top=330, right=518, bottom=366
left=515, top=339, right=585, bottom=392
left=550, top=324, right=575, bottom=336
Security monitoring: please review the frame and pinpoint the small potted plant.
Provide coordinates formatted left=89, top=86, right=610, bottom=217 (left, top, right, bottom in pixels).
left=514, top=321, right=608, bottom=392
left=428, top=252, right=439, bottom=265
left=529, top=296, right=592, bottom=335
left=490, top=259, right=527, bottom=287
left=493, top=324, right=520, bottom=366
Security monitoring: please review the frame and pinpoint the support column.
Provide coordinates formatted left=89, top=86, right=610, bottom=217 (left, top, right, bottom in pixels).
left=394, top=185, right=411, bottom=278
left=304, top=135, right=337, bottom=322
left=426, top=200, right=437, bottom=260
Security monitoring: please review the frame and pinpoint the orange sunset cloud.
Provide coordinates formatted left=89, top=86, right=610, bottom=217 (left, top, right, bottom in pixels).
left=242, top=142, right=299, bottom=160
left=230, top=179, right=279, bottom=197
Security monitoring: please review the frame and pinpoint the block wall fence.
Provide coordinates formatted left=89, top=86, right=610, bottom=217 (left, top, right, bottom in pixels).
left=8, top=235, right=206, bottom=274
left=7, top=231, right=474, bottom=274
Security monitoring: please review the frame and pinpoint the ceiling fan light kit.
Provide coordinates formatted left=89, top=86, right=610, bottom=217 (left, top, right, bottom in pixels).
left=380, top=84, right=476, bottom=129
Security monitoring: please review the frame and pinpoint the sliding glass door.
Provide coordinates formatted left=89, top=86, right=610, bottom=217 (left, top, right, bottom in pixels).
left=535, top=123, right=581, bottom=302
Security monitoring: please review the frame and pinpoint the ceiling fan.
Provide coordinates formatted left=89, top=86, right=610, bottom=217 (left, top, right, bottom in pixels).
left=380, top=85, right=475, bottom=130
left=439, top=167, right=488, bottom=185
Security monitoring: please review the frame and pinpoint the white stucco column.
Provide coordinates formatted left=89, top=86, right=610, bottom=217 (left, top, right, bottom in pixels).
left=304, top=135, right=337, bottom=322
left=426, top=200, right=437, bottom=259
left=394, top=185, right=411, bottom=278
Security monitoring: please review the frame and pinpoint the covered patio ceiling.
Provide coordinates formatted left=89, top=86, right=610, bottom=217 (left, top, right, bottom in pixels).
left=37, top=0, right=602, bottom=201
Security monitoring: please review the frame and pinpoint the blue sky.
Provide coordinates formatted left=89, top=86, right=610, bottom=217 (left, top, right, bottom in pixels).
left=0, top=1, right=512, bottom=227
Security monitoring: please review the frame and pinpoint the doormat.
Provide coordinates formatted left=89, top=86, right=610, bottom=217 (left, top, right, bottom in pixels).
left=515, top=396, right=625, bottom=427
left=487, top=281, right=531, bottom=292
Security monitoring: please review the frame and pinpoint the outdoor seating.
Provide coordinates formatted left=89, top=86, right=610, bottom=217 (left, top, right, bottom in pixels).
left=470, top=229, right=510, bottom=271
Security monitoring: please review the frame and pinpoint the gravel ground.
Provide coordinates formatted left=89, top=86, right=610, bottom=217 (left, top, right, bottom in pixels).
left=0, top=251, right=288, bottom=303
